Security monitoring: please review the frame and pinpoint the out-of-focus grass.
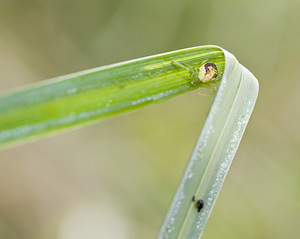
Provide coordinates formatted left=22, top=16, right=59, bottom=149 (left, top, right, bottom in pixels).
left=0, top=0, right=299, bottom=239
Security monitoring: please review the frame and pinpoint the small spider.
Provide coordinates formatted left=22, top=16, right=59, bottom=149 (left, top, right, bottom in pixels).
left=171, top=61, right=218, bottom=96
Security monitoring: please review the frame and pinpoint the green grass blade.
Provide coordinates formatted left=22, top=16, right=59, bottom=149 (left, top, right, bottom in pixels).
left=0, top=46, right=224, bottom=149
left=157, top=49, right=259, bottom=239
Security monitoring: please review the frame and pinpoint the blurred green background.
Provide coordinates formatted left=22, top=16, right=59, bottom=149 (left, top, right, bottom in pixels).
left=0, top=0, right=299, bottom=238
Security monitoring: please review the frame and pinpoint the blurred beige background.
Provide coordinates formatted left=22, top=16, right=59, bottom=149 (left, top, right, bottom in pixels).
left=0, top=0, right=299, bottom=238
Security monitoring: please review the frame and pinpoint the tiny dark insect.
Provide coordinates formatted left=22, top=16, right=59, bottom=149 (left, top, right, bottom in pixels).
left=192, top=196, right=195, bottom=202
left=197, top=199, right=204, bottom=212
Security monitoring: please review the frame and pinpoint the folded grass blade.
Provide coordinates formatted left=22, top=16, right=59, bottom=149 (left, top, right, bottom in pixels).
left=157, top=49, right=259, bottom=239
